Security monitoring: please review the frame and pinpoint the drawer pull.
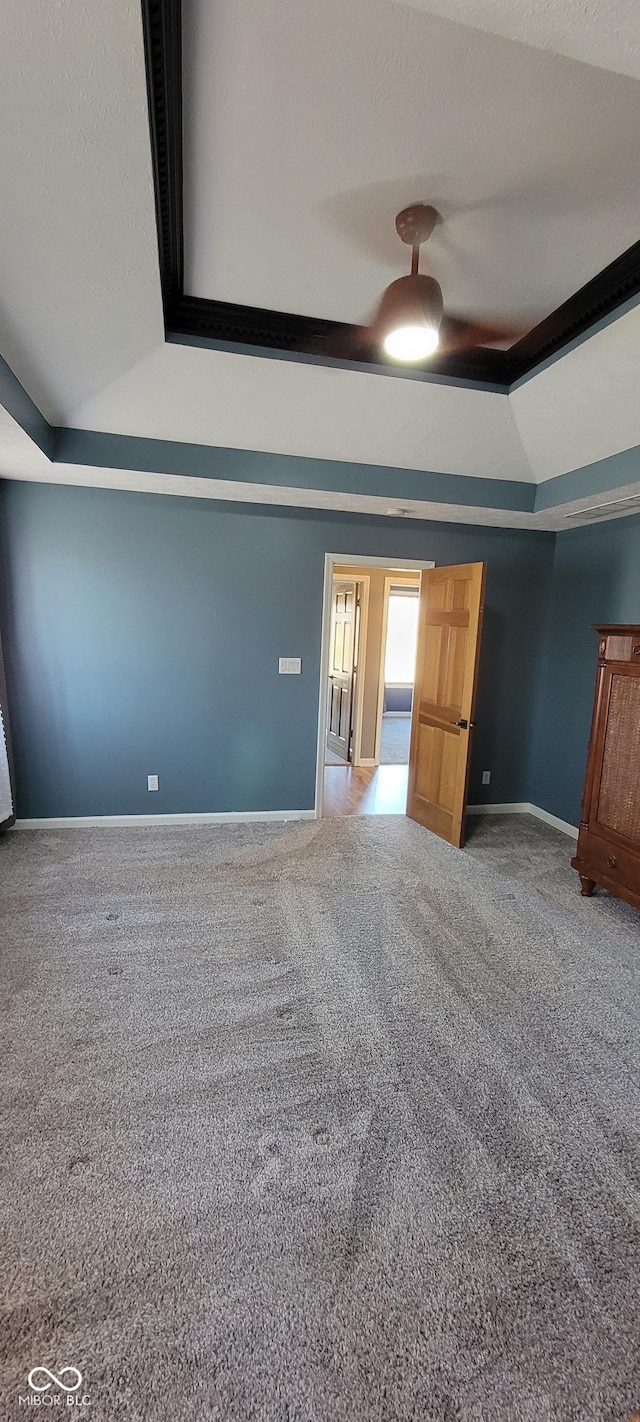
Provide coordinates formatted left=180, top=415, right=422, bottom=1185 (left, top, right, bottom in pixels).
left=607, top=855, right=618, bottom=869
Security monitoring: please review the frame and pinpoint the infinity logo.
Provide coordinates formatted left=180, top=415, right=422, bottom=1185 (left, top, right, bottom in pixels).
left=27, top=1367, right=83, bottom=1394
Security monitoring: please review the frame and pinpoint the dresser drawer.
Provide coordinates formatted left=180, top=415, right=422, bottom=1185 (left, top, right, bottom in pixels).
left=579, top=831, right=640, bottom=888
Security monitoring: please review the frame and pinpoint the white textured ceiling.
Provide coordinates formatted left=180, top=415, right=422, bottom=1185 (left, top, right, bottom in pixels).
left=0, top=0, right=163, bottom=423
left=69, top=342, right=532, bottom=481
left=511, top=301, right=640, bottom=481
left=397, top=0, right=640, bottom=80
left=184, top=0, right=640, bottom=328
left=0, top=0, right=639, bottom=498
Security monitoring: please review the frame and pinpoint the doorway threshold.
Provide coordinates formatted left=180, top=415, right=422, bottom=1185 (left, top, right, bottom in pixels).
left=323, top=763, right=408, bottom=817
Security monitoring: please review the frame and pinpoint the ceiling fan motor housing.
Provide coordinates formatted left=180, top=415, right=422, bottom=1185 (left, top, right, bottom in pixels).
left=375, top=273, right=444, bottom=339
left=395, top=203, right=440, bottom=247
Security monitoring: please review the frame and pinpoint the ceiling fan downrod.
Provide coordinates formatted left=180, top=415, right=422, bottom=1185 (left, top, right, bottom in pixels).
left=395, top=203, right=439, bottom=273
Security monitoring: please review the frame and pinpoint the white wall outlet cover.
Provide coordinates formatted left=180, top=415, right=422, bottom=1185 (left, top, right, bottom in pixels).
left=147, top=774, right=159, bottom=791
left=482, top=770, right=491, bottom=785
left=278, top=657, right=301, bottom=674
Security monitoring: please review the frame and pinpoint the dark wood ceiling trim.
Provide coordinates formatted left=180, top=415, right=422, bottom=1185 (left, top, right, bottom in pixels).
left=507, top=239, right=640, bottom=380
left=141, top=0, right=640, bottom=390
left=141, top=0, right=183, bottom=313
left=171, top=294, right=510, bottom=386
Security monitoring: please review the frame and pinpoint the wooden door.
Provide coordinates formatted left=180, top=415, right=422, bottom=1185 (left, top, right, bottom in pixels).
left=407, top=562, right=486, bottom=847
left=327, top=581, right=358, bottom=762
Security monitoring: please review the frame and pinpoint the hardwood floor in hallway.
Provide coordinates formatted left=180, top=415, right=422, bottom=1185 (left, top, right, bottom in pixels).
left=323, top=763, right=409, bottom=817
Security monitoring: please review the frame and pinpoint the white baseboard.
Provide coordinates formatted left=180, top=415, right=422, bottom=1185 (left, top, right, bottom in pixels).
left=382, top=712, right=412, bottom=719
left=325, top=756, right=378, bottom=768
left=15, top=802, right=578, bottom=839
left=526, top=804, right=579, bottom=838
left=15, top=809, right=316, bottom=829
left=467, top=801, right=532, bottom=816
left=466, top=801, right=578, bottom=839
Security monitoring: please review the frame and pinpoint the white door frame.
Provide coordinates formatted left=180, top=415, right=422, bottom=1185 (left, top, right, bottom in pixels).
left=350, top=575, right=370, bottom=768
left=314, top=554, right=435, bottom=818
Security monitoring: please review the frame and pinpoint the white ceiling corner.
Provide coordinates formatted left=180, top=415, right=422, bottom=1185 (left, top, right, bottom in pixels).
left=395, top=0, right=640, bottom=80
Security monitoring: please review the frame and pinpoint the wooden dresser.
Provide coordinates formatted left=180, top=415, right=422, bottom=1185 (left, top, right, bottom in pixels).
left=572, top=625, right=640, bottom=911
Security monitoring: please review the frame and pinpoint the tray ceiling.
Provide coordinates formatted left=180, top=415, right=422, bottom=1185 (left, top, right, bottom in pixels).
left=183, top=0, right=640, bottom=332
left=0, top=0, right=639, bottom=500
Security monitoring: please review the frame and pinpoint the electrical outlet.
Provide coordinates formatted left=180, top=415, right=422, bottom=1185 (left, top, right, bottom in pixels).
left=482, top=770, right=491, bottom=785
left=278, top=657, right=301, bottom=674
left=147, top=774, right=159, bottom=791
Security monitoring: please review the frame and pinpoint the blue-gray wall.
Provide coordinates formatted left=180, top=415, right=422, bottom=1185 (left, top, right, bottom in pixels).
left=530, top=512, right=640, bottom=827
left=383, top=686, right=413, bottom=714
left=0, top=480, right=554, bottom=818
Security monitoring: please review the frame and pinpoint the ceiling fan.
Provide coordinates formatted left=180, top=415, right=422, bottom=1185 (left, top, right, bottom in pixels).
left=311, top=203, right=525, bottom=365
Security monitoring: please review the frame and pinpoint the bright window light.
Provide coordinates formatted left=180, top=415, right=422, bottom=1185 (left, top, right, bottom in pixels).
left=384, top=594, right=419, bottom=684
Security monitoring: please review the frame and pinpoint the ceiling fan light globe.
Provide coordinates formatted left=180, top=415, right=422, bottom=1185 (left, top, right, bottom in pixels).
left=383, top=324, right=439, bottom=361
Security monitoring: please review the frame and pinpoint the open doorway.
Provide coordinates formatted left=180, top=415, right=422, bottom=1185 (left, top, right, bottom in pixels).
left=377, top=579, right=420, bottom=767
left=317, top=554, right=487, bottom=846
left=318, top=556, right=430, bottom=818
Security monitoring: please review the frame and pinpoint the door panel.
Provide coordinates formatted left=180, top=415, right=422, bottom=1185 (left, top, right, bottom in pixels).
left=327, top=581, right=358, bottom=762
left=408, top=562, right=486, bottom=848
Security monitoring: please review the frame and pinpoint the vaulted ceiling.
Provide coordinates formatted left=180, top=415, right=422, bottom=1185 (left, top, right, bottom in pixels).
left=0, top=0, right=639, bottom=525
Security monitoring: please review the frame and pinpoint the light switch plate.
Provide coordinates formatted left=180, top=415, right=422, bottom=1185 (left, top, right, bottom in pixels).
left=278, top=657, right=301, bottom=674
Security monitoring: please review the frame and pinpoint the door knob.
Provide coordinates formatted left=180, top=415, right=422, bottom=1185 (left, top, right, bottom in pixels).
left=455, top=718, right=468, bottom=728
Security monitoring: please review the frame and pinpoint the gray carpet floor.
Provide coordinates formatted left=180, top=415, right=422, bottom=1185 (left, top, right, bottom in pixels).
left=378, top=714, right=411, bottom=765
left=1, top=814, right=639, bottom=1421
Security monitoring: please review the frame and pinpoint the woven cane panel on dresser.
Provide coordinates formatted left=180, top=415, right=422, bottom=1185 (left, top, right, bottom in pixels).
left=596, top=675, right=640, bottom=839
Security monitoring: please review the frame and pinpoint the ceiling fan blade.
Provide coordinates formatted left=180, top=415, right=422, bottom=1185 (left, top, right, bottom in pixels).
left=308, top=302, right=528, bottom=363
left=440, top=314, right=528, bottom=351
left=301, top=309, right=528, bottom=365
left=317, top=177, right=446, bottom=264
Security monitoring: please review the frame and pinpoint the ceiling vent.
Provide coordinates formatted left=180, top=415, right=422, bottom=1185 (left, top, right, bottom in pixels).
left=564, top=493, right=640, bottom=522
